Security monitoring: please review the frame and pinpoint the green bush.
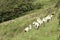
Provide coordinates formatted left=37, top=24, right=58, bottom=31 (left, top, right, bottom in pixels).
left=0, top=0, right=43, bottom=23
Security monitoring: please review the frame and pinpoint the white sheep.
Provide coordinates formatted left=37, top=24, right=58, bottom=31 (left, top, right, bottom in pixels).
left=24, top=27, right=29, bottom=32
left=29, top=24, right=32, bottom=29
left=24, top=24, right=32, bottom=32
left=42, top=18, right=47, bottom=23
left=44, top=14, right=54, bottom=22
left=45, top=15, right=51, bottom=20
left=36, top=17, right=43, bottom=25
left=47, top=14, right=53, bottom=19
left=33, top=21, right=40, bottom=29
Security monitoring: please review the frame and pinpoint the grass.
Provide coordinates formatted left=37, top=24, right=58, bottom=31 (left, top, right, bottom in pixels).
left=0, top=0, right=60, bottom=40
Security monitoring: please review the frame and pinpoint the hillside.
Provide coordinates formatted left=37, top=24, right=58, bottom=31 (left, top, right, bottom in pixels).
left=0, top=0, right=60, bottom=40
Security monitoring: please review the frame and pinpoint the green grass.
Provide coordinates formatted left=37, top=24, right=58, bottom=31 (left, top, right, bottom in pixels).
left=0, top=0, right=60, bottom=40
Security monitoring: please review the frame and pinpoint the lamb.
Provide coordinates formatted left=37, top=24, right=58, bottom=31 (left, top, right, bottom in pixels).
left=24, top=27, right=29, bottom=32
left=36, top=17, right=43, bottom=25
left=45, top=15, right=51, bottom=22
left=29, top=24, right=32, bottom=29
left=33, top=21, right=40, bottom=29
left=45, top=14, right=54, bottom=22
left=42, top=13, right=54, bottom=23
left=24, top=24, right=32, bottom=32
left=42, top=18, right=47, bottom=23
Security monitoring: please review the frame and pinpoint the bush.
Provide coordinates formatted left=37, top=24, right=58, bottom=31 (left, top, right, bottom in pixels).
left=0, top=0, right=43, bottom=23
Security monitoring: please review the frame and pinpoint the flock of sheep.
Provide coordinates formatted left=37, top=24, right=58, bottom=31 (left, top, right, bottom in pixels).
left=24, top=13, right=54, bottom=32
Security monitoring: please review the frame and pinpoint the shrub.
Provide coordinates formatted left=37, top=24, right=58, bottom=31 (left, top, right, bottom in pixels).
left=0, top=0, right=43, bottom=23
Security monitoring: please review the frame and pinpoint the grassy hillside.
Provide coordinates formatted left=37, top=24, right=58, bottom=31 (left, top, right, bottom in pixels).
left=0, top=0, right=60, bottom=40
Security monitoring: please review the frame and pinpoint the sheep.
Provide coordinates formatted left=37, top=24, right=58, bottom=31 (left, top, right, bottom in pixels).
left=46, top=14, right=54, bottom=21
left=43, top=15, right=51, bottom=22
left=42, top=14, right=54, bottom=23
left=36, top=17, right=43, bottom=25
left=45, top=15, right=51, bottom=22
left=29, top=24, right=32, bottom=29
left=24, top=24, right=32, bottom=32
left=33, top=21, right=40, bottom=30
left=24, top=27, right=29, bottom=32
left=42, top=18, right=47, bottom=23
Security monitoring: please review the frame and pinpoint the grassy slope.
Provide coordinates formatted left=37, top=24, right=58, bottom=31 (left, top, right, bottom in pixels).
left=0, top=0, right=60, bottom=40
